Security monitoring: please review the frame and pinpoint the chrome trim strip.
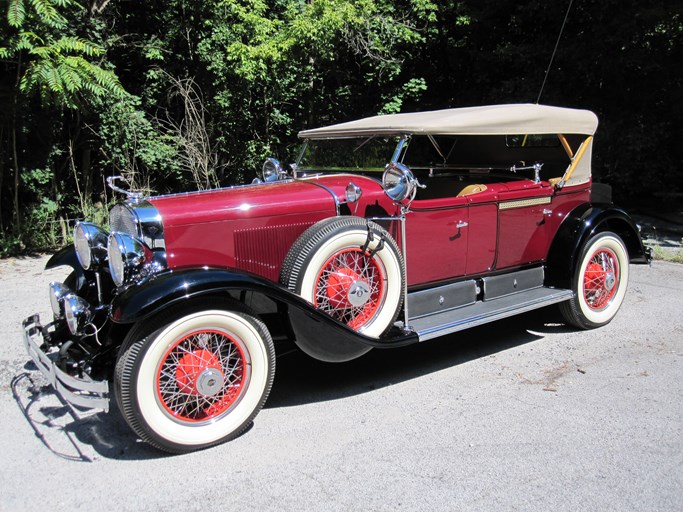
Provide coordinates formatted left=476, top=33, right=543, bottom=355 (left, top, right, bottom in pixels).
left=295, top=140, right=309, bottom=174
left=498, top=196, right=552, bottom=210
left=413, top=288, right=573, bottom=341
left=391, top=135, right=409, bottom=163
left=130, top=200, right=165, bottom=249
left=22, top=314, right=109, bottom=411
left=145, top=179, right=295, bottom=201
left=298, top=179, right=341, bottom=216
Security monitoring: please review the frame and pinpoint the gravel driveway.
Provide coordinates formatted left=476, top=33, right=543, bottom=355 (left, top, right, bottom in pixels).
left=1, top=256, right=681, bottom=512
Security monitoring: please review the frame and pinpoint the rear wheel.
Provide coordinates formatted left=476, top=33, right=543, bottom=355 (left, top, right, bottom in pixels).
left=114, top=299, right=275, bottom=453
left=560, top=232, right=629, bottom=329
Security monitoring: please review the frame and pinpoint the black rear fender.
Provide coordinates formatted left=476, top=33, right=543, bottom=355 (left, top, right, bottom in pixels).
left=546, top=203, right=651, bottom=289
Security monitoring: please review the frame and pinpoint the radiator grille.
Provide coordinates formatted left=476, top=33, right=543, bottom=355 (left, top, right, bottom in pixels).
left=109, top=205, right=137, bottom=236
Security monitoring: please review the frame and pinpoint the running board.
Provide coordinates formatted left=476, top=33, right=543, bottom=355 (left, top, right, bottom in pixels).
left=409, top=287, right=573, bottom=341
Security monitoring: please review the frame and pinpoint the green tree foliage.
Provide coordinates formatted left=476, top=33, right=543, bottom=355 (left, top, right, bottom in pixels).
left=0, top=0, right=681, bottom=255
left=0, top=0, right=127, bottom=251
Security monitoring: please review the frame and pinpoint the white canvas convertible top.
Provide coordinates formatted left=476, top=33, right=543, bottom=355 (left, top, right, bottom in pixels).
left=298, top=104, right=598, bottom=138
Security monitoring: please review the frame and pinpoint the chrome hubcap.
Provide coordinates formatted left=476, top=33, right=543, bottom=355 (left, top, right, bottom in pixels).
left=195, top=368, right=224, bottom=397
left=347, top=280, right=371, bottom=307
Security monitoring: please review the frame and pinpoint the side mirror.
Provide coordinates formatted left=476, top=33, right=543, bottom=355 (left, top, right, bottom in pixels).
left=382, top=162, right=419, bottom=203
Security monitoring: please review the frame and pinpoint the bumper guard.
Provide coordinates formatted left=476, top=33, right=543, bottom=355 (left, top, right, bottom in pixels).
left=22, top=314, right=109, bottom=412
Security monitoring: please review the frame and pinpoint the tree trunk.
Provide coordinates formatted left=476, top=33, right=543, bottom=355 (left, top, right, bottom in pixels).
left=11, top=121, right=20, bottom=234
left=11, top=53, right=23, bottom=234
left=0, top=124, right=4, bottom=231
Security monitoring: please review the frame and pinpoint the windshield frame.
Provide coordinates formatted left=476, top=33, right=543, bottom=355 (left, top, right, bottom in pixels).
left=295, top=135, right=409, bottom=175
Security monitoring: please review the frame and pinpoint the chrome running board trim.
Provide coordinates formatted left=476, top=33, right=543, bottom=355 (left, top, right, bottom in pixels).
left=411, top=287, right=573, bottom=341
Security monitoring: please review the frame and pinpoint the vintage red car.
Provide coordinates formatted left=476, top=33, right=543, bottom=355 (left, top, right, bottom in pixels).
left=23, top=104, right=651, bottom=452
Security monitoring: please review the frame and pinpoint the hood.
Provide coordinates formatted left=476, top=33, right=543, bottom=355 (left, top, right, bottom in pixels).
left=146, top=174, right=394, bottom=278
left=150, top=179, right=335, bottom=227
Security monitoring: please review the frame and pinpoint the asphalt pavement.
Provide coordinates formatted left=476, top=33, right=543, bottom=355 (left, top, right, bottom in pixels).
left=0, top=256, right=681, bottom=512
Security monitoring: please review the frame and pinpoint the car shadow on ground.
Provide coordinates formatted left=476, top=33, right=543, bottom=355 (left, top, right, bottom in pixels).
left=266, top=306, right=572, bottom=409
left=12, top=306, right=574, bottom=461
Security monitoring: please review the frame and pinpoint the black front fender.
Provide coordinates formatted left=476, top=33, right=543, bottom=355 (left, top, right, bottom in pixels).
left=45, top=246, right=91, bottom=293
left=546, top=203, right=651, bottom=288
left=110, top=267, right=417, bottom=354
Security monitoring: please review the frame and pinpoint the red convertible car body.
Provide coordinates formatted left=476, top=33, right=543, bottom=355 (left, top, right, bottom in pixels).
left=22, top=104, right=651, bottom=452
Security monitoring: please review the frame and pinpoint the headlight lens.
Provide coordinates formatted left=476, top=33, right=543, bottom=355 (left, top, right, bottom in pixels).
left=382, top=162, right=417, bottom=202
left=262, top=158, right=283, bottom=182
left=345, top=182, right=362, bottom=203
left=64, top=294, right=92, bottom=335
left=74, top=222, right=108, bottom=270
left=108, top=232, right=151, bottom=287
left=49, top=281, right=72, bottom=319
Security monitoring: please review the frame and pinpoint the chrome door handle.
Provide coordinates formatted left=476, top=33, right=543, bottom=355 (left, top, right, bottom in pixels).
left=456, top=220, right=468, bottom=229
left=542, top=209, right=552, bottom=215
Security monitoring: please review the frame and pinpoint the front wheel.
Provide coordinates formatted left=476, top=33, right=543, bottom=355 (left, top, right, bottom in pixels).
left=559, top=232, right=629, bottom=329
left=114, top=300, right=275, bottom=453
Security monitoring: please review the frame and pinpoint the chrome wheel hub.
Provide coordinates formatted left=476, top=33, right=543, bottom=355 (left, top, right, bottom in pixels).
left=605, top=272, right=616, bottom=291
left=195, top=368, right=224, bottom=397
left=347, top=280, right=371, bottom=307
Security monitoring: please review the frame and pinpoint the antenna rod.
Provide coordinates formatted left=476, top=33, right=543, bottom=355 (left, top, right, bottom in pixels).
left=536, top=0, right=574, bottom=104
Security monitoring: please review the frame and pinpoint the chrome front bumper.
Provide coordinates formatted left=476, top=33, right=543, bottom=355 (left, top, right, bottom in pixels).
left=22, top=314, right=109, bottom=412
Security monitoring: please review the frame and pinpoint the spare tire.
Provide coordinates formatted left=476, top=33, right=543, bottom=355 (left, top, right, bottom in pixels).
left=280, top=216, right=405, bottom=338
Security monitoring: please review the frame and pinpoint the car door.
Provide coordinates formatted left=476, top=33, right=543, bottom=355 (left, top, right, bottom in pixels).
left=495, top=181, right=555, bottom=269
left=404, top=197, right=469, bottom=287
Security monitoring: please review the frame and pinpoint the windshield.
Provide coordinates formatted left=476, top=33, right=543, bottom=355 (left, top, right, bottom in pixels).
left=297, top=137, right=401, bottom=172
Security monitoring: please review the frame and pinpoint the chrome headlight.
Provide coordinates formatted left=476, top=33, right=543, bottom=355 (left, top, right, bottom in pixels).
left=64, top=294, right=92, bottom=335
left=108, top=232, right=152, bottom=287
left=262, top=158, right=284, bottom=182
left=49, top=281, right=73, bottom=319
left=382, top=162, right=418, bottom=203
left=345, top=182, right=362, bottom=203
left=74, top=222, right=108, bottom=270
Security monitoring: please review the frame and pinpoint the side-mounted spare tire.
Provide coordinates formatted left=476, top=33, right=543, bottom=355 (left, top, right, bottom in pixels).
left=280, top=216, right=405, bottom=339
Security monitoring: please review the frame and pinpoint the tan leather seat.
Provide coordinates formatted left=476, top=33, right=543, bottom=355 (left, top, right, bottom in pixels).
left=548, top=177, right=563, bottom=187
left=457, top=184, right=487, bottom=196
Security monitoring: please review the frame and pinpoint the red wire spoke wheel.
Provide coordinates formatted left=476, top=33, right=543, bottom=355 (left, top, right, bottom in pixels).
left=314, top=248, right=386, bottom=330
left=582, top=248, right=619, bottom=310
left=156, top=330, right=247, bottom=422
left=560, top=232, right=629, bottom=329
left=115, top=302, right=275, bottom=453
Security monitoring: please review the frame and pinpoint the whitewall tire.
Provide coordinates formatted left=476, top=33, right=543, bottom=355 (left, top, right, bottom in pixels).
left=115, top=300, right=275, bottom=453
left=560, top=232, right=629, bottom=329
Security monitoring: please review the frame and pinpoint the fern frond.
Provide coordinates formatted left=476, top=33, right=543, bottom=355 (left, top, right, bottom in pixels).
left=19, top=61, right=38, bottom=92
left=29, top=0, right=67, bottom=28
left=55, top=36, right=103, bottom=57
left=18, top=31, right=45, bottom=46
left=58, top=61, right=83, bottom=92
left=8, top=0, right=26, bottom=27
left=29, top=44, right=51, bottom=58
